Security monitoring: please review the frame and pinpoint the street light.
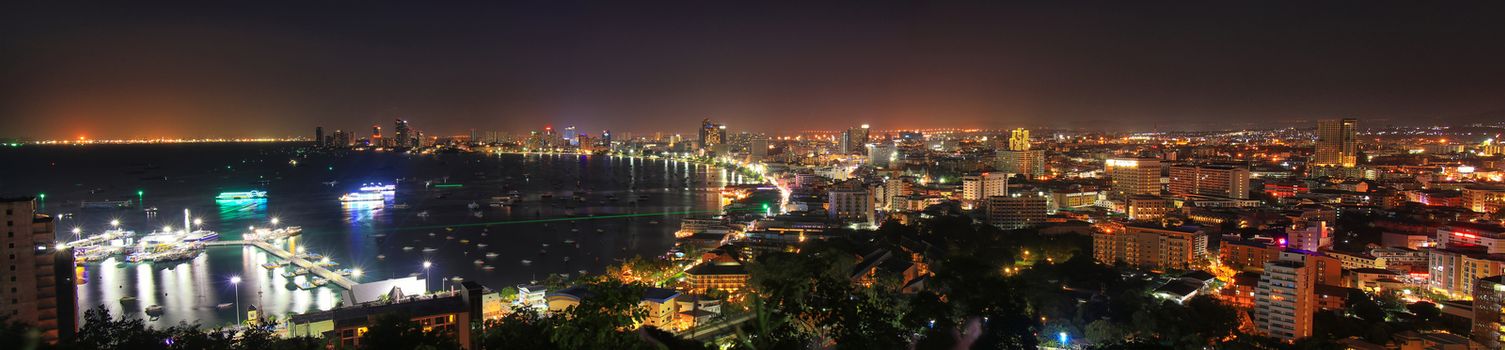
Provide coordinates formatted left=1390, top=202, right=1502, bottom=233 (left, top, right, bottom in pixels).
left=193, top=218, right=203, bottom=228
left=270, top=217, right=280, bottom=228
left=110, top=219, right=120, bottom=228
left=229, top=276, right=242, bottom=325
left=352, top=268, right=364, bottom=278
left=71, top=227, right=81, bottom=240
left=422, top=261, right=432, bottom=292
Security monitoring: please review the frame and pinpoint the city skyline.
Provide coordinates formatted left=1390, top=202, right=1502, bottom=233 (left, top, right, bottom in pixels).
left=5, top=1, right=1505, bottom=139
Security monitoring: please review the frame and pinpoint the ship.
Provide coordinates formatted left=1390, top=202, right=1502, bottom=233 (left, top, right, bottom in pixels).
left=340, top=192, right=385, bottom=202
left=215, top=190, right=267, bottom=200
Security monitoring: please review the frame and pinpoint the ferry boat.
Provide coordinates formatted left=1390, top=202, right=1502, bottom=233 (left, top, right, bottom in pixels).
left=340, top=192, right=385, bottom=202
left=215, top=190, right=267, bottom=200
left=183, top=230, right=220, bottom=242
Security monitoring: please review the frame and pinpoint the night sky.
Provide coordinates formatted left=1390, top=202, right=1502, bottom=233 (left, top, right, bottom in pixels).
left=3, top=1, right=1505, bottom=139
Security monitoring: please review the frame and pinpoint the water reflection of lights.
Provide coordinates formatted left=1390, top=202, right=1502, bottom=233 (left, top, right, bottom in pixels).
left=343, top=200, right=383, bottom=222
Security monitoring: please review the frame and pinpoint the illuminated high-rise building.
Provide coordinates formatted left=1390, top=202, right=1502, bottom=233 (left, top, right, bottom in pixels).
left=697, top=119, right=728, bottom=154
left=1007, top=128, right=1030, bottom=151
left=985, top=194, right=1047, bottom=230
left=1312, top=118, right=1357, bottom=167
left=996, top=149, right=1045, bottom=178
left=1168, top=164, right=1250, bottom=199
left=1106, top=157, right=1161, bottom=198
left=840, top=124, right=870, bottom=154
left=394, top=119, right=413, bottom=148
left=1255, top=252, right=1317, bottom=342
left=563, top=126, right=578, bottom=146
left=315, top=126, right=324, bottom=147
left=961, top=172, right=1008, bottom=202
left=0, top=197, right=76, bottom=343
left=600, top=130, right=612, bottom=150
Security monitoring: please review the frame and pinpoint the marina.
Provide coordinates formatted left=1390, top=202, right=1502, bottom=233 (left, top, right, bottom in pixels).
left=14, top=146, right=734, bottom=327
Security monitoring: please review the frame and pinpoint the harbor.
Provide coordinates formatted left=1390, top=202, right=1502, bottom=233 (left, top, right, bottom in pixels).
left=20, top=146, right=730, bottom=327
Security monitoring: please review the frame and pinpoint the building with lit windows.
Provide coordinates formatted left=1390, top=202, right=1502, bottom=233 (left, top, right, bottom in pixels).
left=840, top=124, right=870, bottom=154
left=1463, top=185, right=1505, bottom=214
left=288, top=282, right=486, bottom=349
left=1312, top=118, right=1358, bottom=168
left=1106, top=157, right=1162, bottom=198
left=1092, top=222, right=1207, bottom=270
left=985, top=194, right=1047, bottom=230
left=0, top=197, right=76, bottom=344
left=1437, top=222, right=1505, bottom=254
left=1255, top=257, right=1315, bottom=342
left=1428, top=246, right=1505, bottom=298
left=1168, top=164, right=1251, bottom=199
left=828, top=181, right=875, bottom=226
left=1126, top=195, right=1173, bottom=221
left=1473, top=275, right=1505, bottom=349
left=685, top=261, right=749, bottom=294
left=961, top=172, right=1008, bottom=204
left=1287, top=222, right=1331, bottom=252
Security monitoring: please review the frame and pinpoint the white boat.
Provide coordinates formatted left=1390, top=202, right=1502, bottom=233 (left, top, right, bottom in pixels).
left=377, top=254, right=387, bottom=259
left=473, top=259, right=484, bottom=265
left=483, top=265, right=495, bottom=271
left=216, top=303, right=234, bottom=309
left=402, top=246, right=414, bottom=251
left=145, top=305, right=164, bottom=316
left=340, top=192, right=385, bottom=202
left=485, top=252, right=499, bottom=258
left=520, top=259, right=532, bottom=265
left=476, top=243, right=488, bottom=248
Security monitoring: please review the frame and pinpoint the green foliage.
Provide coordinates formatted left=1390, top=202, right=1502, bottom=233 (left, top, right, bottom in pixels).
left=549, top=280, right=651, bottom=350
left=358, top=313, right=460, bottom=350
left=62, top=305, right=323, bottom=350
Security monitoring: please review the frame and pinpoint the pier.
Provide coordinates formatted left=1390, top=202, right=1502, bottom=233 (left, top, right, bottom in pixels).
left=205, top=240, right=357, bottom=290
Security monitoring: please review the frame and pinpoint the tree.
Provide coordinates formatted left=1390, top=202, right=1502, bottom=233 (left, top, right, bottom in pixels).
left=480, top=309, right=556, bottom=350
left=1084, top=319, right=1123, bottom=345
left=358, top=313, right=460, bottom=350
left=549, top=280, right=651, bottom=350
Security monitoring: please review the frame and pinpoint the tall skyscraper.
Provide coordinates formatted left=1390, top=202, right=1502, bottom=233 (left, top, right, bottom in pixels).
left=394, top=119, right=413, bottom=148
left=1168, top=164, right=1251, bottom=199
left=564, top=126, right=578, bottom=146
left=1106, top=157, right=1162, bottom=198
left=698, top=119, right=724, bottom=150
left=370, top=124, right=383, bottom=147
left=0, top=197, right=77, bottom=343
left=1312, top=118, right=1358, bottom=167
left=1255, top=252, right=1317, bottom=342
left=840, top=124, right=870, bottom=154
left=996, top=128, right=1044, bottom=178
left=315, top=126, right=324, bottom=147
left=600, top=130, right=612, bottom=150
left=1007, top=128, right=1030, bottom=151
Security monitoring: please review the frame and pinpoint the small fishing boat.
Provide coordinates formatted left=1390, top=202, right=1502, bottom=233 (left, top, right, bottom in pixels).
left=482, top=265, right=495, bottom=271
left=474, top=259, right=484, bottom=265
left=120, top=296, right=138, bottom=304
left=217, top=303, right=234, bottom=309
left=145, top=305, right=164, bottom=316
left=422, top=247, right=438, bottom=253
left=520, top=259, right=532, bottom=265
left=476, top=243, right=488, bottom=248
left=377, top=254, right=386, bottom=259
left=403, top=246, right=415, bottom=251
left=485, top=252, right=499, bottom=258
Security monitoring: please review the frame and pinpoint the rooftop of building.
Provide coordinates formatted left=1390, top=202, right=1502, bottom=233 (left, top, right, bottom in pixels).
left=686, top=261, right=748, bottom=276
left=289, top=292, right=469, bottom=325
